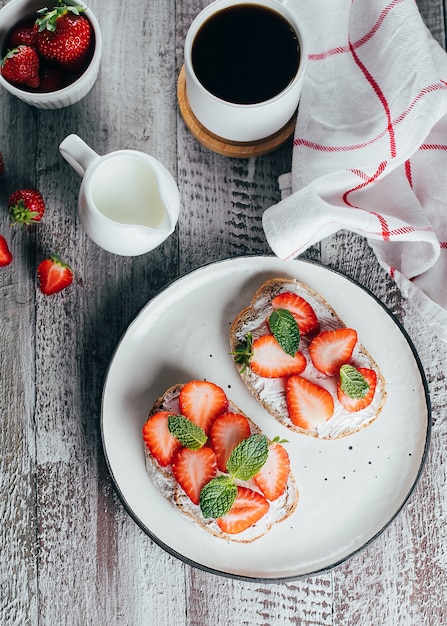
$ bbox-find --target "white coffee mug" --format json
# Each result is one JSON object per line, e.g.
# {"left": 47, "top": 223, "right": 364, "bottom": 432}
{"left": 184, "top": 0, "right": 307, "bottom": 142}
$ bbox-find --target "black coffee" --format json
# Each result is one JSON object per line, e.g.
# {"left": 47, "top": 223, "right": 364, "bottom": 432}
{"left": 191, "top": 4, "right": 300, "bottom": 105}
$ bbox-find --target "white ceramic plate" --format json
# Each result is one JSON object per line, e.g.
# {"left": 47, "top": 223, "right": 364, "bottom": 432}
{"left": 101, "top": 256, "right": 430, "bottom": 581}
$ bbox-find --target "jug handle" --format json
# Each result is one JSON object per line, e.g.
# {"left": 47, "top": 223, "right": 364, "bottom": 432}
{"left": 59, "top": 134, "right": 99, "bottom": 177}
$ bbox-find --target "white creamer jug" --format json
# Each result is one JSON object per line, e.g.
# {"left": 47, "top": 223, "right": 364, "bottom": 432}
{"left": 59, "top": 134, "right": 180, "bottom": 256}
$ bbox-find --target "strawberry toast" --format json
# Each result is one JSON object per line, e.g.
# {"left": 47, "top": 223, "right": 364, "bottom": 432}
{"left": 142, "top": 380, "right": 299, "bottom": 543}
{"left": 230, "top": 278, "right": 387, "bottom": 439}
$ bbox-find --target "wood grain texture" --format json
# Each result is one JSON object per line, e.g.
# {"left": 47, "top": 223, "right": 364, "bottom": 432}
{"left": 0, "top": 0, "right": 446, "bottom": 624}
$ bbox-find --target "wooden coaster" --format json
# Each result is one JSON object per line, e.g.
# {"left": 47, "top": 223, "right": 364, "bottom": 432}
{"left": 177, "top": 65, "right": 296, "bottom": 158}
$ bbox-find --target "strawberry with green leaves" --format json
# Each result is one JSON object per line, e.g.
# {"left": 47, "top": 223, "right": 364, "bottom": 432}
{"left": 33, "top": 0, "right": 92, "bottom": 72}
{"left": 0, "top": 234, "right": 13, "bottom": 267}
{"left": 8, "top": 189, "right": 45, "bottom": 227}
{"left": 210, "top": 412, "right": 251, "bottom": 472}
{"left": 243, "top": 333, "right": 307, "bottom": 378}
{"left": 1, "top": 45, "right": 40, "bottom": 88}
{"left": 337, "top": 364, "right": 377, "bottom": 412}
{"left": 200, "top": 433, "right": 270, "bottom": 532}
{"left": 216, "top": 486, "right": 269, "bottom": 535}
{"left": 233, "top": 308, "right": 306, "bottom": 378}
{"left": 37, "top": 256, "right": 73, "bottom": 295}
{"left": 271, "top": 291, "right": 320, "bottom": 336}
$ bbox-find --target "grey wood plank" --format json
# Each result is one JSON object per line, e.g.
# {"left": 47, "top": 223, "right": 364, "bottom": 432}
{"left": 0, "top": 0, "right": 446, "bottom": 623}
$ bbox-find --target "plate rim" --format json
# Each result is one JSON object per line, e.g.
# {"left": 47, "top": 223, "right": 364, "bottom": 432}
{"left": 100, "top": 255, "right": 432, "bottom": 582}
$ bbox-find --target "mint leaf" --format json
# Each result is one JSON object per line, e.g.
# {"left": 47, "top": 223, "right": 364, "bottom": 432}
{"left": 339, "top": 364, "right": 369, "bottom": 399}
{"left": 268, "top": 308, "right": 300, "bottom": 356}
{"left": 226, "top": 434, "right": 269, "bottom": 481}
{"left": 200, "top": 475, "right": 237, "bottom": 518}
{"left": 230, "top": 332, "right": 253, "bottom": 372}
{"left": 168, "top": 414, "right": 207, "bottom": 450}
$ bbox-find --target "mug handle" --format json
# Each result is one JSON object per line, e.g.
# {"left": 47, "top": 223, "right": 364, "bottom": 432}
{"left": 59, "top": 134, "right": 99, "bottom": 177}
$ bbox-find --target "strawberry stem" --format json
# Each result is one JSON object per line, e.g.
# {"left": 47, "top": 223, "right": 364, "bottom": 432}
{"left": 35, "top": 1, "right": 85, "bottom": 32}
{"left": 9, "top": 199, "right": 39, "bottom": 227}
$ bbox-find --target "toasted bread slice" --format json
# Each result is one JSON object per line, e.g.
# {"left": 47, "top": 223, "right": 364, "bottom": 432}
{"left": 230, "top": 278, "right": 387, "bottom": 439}
{"left": 143, "top": 382, "right": 299, "bottom": 543}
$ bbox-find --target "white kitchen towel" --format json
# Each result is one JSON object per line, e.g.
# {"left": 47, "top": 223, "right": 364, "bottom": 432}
{"left": 263, "top": 0, "right": 447, "bottom": 341}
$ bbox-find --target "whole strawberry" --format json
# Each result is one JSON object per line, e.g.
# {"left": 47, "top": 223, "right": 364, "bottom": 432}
{"left": 0, "top": 45, "right": 40, "bottom": 88}
{"left": 0, "top": 234, "right": 13, "bottom": 267}
{"left": 7, "top": 19, "right": 35, "bottom": 48}
{"left": 33, "top": 1, "right": 92, "bottom": 72}
{"left": 8, "top": 189, "right": 46, "bottom": 227}
{"left": 37, "top": 256, "right": 73, "bottom": 295}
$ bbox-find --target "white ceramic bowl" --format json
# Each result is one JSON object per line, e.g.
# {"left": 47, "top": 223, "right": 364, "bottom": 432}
{"left": 0, "top": 0, "right": 102, "bottom": 108}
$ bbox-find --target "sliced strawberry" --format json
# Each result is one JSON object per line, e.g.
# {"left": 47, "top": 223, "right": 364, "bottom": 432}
{"left": 217, "top": 486, "right": 269, "bottom": 534}
{"left": 253, "top": 441, "right": 290, "bottom": 501}
{"left": 179, "top": 380, "right": 228, "bottom": 434}
{"left": 210, "top": 412, "right": 251, "bottom": 472}
{"left": 337, "top": 367, "right": 377, "bottom": 412}
{"left": 249, "top": 334, "right": 306, "bottom": 378}
{"left": 309, "top": 328, "right": 357, "bottom": 376}
{"left": 286, "top": 375, "right": 334, "bottom": 429}
{"left": 0, "top": 234, "right": 12, "bottom": 267}
{"left": 37, "top": 256, "right": 73, "bottom": 295}
{"left": 172, "top": 446, "right": 217, "bottom": 505}
{"left": 142, "top": 411, "right": 181, "bottom": 467}
{"left": 271, "top": 291, "right": 320, "bottom": 336}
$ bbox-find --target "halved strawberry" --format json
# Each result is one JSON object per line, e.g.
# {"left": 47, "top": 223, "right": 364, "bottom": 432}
{"left": 216, "top": 486, "right": 269, "bottom": 534}
{"left": 142, "top": 411, "right": 181, "bottom": 467}
{"left": 271, "top": 292, "right": 320, "bottom": 336}
{"left": 309, "top": 328, "right": 357, "bottom": 376}
{"left": 0, "top": 234, "right": 12, "bottom": 267}
{"left": 337, "top": 367, "right": 377, "bottom": 412}
{"left": 37, "top": 256, "right": 73, "bottom": 295}
{"left": 172, "top": 446, "right": 217, "bottom": 505}
{"left": 249, "top": 334, "right": 306, "bottom": 378}
{"left": 253, "top": 441, "right": 290, "bottom": 501}
{"left": 286, "top": 375, "right": 334, "bottom": 429}
{"left": 210, "top": 412, "right": 251, "bottom": 472}
{"left": 179, "top": 380, "right": 228, "bottom": 435}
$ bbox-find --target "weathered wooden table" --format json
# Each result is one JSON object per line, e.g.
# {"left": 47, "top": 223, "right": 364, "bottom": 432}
{"left": 1, "top": 0, "right": 446, "bottom": 624}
